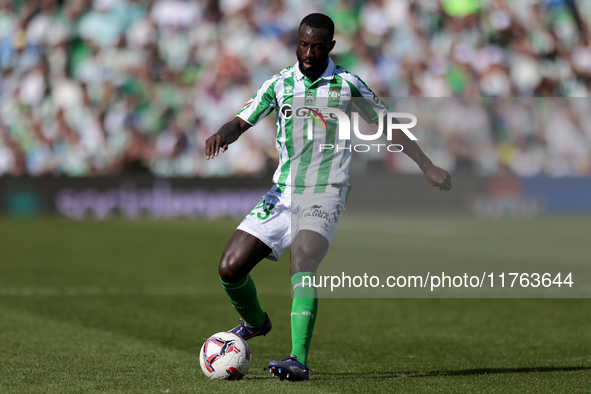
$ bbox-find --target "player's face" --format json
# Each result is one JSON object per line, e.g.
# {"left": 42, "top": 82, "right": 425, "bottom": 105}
{"left": 296, "top": 25, "right": 335, "bottom": 80}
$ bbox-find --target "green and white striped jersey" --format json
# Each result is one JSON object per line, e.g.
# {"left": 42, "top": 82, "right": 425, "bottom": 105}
{"left": 237, "top": 57, "right": 386, "bottom": 194}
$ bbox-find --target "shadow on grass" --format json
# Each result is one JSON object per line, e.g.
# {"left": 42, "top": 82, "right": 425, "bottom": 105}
{"left": 310, "top": 366, "right": 591, "bottom": 380}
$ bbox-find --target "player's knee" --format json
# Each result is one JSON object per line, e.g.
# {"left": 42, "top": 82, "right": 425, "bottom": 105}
{"left": 293, "top": 242, "right": 325, "bottom": 263}
{"left": 291, "top": 249, "right": 322, "bottom": 274}
{"left": 218, "top": 250, "right": 246, "bottom": 283}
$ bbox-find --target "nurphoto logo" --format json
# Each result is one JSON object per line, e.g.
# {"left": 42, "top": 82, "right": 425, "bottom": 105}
{"left": 293, "top": 107, "right": 418, "bottom": 153}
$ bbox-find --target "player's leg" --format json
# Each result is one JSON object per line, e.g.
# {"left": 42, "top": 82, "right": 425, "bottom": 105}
{"left": 289, "top": 230, "right": 327, "bottom": 365}
{"left": 219, "top": 229, "right": 272, "bottom": 337}
{"left": 269, "top": 230, "right": 328, "bottom": 381}
{"left": 290, "top": 229, "right": 329, "bottom": 274}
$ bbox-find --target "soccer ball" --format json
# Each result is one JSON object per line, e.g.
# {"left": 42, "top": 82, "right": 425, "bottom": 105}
{"left": 199, "top": 332, "right": 251, "bottom": 380}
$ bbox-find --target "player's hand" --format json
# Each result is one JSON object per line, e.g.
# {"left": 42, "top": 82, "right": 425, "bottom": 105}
{"left": 422, "top": 164, "right": 452, "bottom": 192}
{"left": 205, "top": 134, "right": 228, "bottom": 160}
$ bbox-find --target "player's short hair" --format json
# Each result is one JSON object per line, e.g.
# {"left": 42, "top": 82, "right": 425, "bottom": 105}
{"left": 299, "top": 13, "right": 335, "bottom": 40}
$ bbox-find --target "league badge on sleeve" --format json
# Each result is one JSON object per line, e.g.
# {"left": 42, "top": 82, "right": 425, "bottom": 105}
{"left": 242, "top": 98, "right": 254, "bottom": 109}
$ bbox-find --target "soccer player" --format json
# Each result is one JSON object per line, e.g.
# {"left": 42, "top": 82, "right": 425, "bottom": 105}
{"left": 205, "top": 13, "right": 452, "bottom": 381}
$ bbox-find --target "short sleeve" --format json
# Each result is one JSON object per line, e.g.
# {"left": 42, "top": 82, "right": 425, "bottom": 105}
{"left": 345, "top": 75, "right": 389, "bottom": 124}
{"left": 236, "top": 77, "right": 278, "bottom": 126}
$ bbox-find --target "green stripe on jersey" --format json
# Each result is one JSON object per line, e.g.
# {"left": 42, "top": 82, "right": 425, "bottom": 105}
{"left": 276, "top": 74, "right": 295, "bottom": 193}
{"left": 313, "top": 76, "right": 342, "bottom": 193}
{"left": 293, "top": 79, "right": 317, "bottom": 194}
{"left": 345, "top": 79, "right": 380, "bottom": 123}
{"left": 241, "top": 79, "right": 279, "bottom": 125}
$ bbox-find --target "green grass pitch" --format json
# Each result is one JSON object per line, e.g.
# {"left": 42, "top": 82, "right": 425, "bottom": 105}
{"left": 0, "top": 215, "right": 590, "bottom": 393}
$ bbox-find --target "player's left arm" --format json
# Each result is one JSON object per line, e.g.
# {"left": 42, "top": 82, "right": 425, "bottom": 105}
{"left": 390, "top": 130, "right": 452, "bottom": 192}
{"left": 348, "top": 74, "right": 452, "bottom": 192}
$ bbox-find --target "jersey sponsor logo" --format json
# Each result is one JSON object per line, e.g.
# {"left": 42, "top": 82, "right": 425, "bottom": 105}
{"left": 293, "top": 107, "right": 331, "bottom": 139}
{"left": 280, "top": 104, "right": 292, "bottom": 119}
{"left": 294, "top": 106, "right": 337, "bottom": 121}
{"left": 305, "top": 108, "right": 327, "bottom": 130}
{"left": 284, "top": 85, "right": 293, "bottom": 94}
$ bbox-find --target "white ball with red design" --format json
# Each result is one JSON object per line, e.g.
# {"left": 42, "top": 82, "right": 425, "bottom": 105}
{"left": 199, "top": 332, "right": 251, "bottom": 380}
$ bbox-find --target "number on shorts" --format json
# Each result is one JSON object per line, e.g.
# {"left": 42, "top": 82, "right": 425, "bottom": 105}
{"left": 257, "top": 202, "right": 275, "bottom": 220}
{"left": 248, "top": 199, "right": 275, "bottom": 220}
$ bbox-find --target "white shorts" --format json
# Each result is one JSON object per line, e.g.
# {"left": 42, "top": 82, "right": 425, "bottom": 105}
{"left": 237, "top": 186, "right": 348, "bottom": 261}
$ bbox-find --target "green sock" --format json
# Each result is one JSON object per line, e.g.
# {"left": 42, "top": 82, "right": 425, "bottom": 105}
{"left": 290, "top": 272, "right": 318, "bottom": 367}
{"left": 220, "top": 275, "right": 266, "bottom": 329}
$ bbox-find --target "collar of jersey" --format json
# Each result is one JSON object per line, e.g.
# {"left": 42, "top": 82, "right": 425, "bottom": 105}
{"left": 294, "top": 57, "right": 336, "bottom": 83}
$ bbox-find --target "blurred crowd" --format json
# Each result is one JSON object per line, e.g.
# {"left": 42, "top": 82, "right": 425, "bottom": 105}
{"left": 0, "top": 0, "right": 590, "bottom": 178}
{"left": 382, "top": 98, "right": 591, "bottom": 178}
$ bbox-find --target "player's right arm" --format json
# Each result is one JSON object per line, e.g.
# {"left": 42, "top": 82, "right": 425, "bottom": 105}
{"left": 205, "top": 117, "right": 251, "bottom": 160}
{"left": 205, "top": 74, "right": 279, "bottom": 160}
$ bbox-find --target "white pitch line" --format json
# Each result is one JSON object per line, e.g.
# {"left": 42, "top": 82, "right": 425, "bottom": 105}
{"left": 0, "top": 287, "right": 202, "bottom": 296}
{"left": 339, "top": 225, "right": 457, "bottom": 238}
